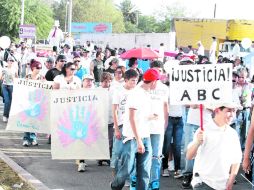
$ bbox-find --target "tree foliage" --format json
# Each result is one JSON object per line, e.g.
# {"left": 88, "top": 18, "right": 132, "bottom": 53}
{"left": 24, "top": 0, "right": 54, "bottom": 39}
{"left": 53, "top": 0, "right": 125, "bottom": 33}
{"left": 0, "top": 0, "right": 54, "bottom": 40}
{"left": 117, "top": 0, "right": 138, "bottom": 24}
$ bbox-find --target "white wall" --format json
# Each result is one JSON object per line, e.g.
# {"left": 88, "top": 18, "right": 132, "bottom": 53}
{"left": 77, "top": 33, "right": 176, "bottom": 51}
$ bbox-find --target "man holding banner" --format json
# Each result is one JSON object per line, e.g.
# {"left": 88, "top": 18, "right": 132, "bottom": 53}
{"left": 186, "top": 102, "right": 242, "bottom": 190}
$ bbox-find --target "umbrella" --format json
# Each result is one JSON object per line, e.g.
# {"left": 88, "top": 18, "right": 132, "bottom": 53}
{"left": 120, "top": 48, "right": 160, "bottom": 59}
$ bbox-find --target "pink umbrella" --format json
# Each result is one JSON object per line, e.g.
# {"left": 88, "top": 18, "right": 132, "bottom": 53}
{"left": 120, "top": 48, "right": 160, "bottom": 59}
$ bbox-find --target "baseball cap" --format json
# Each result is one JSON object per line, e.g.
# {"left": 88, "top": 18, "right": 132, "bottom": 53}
{"left": 82, "top": 74, "right": 94, "bottom": 81}
{"left": 143, "top": 68, "right": 160, "bottom": 82}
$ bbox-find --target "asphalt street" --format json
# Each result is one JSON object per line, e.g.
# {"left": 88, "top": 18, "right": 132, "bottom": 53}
{"left": 0, "top": 103, "right": 251, "bottom": 190}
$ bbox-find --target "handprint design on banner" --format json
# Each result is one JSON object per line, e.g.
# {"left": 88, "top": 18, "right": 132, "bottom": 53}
{"left": 57, "top": 105, "right": 99, "bottom": 147}
{"left": 20, "top": 89, "right": 48, "bottom": 122}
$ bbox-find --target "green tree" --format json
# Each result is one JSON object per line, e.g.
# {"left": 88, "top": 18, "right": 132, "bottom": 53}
{"left": 24, "top": 0, "right": 54, "bottom": 39}
{"left": 53, "top": 0, "right": 125, "bottom": 33}
{"left": 0, "top": 0, "right": 54, "bottom": 40}
{"left": 117, "top": 0, "right": 138, "bottom": 24}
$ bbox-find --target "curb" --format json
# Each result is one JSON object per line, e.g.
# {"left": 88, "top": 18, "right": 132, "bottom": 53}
{"left": 0, "top": 150, "right": 51, "bottom": 190}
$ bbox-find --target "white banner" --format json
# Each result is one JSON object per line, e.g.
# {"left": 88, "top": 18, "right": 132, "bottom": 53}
{"left": 6, "top": 79, "right": 53, "bottom": 133}
{"left": 168, "top": 64, "right": 232, "bottom": 105}
{"left": 50, "top": 88, "right": 109, "bottom": 160}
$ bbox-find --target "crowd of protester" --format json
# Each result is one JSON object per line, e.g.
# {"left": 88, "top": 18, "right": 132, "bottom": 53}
{"left": 0, "top": 35, "right": 253, "bottom": 190}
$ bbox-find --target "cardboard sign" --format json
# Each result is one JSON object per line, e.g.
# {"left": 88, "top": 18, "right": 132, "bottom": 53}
{"left": 6, "top": 79, "right": 53, "bottom": 133}
{"left": 167, "top": 64, "right": 232, "bottom": 105}
{"left": 50, "top": 88, "right": 110, "bottom": 160}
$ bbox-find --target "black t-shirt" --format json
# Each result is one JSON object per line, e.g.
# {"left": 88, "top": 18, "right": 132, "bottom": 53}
{"left": 92, "top": 59, "right": 104, "bottom": 82}
{"left": 45, "top": 68, "right": 61, "bottom": 81}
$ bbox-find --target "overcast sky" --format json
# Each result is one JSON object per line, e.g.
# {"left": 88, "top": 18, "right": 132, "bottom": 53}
{"left": 114, "top": 0, "right": 254, "bottom": 19}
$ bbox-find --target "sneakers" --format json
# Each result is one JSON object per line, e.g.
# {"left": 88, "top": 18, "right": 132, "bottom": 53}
{"left": 78, "top": 163, "right": 86, "bottom": 172}
{"left": 161, "top": 169, "right": 170, "bottom": 177}
{"left": 97, "top": 160, "right": 103, "bottom": 166}
{"left": 3, "top": 116, "right": 8, "bottom": 123}
{"left": 23, "top": 140, "right": 38, "bottom": 147}
{"left": 32, "top": 140, "right": 38, "bottom": 146}
{"left": 174, "top": 170, "right": 183, "bottom": 179}
{"left": 97, "top": 160, "right": 110, "bottom": 166}
{"left": 182, "top": 174, "right": 192, "bottom": 189}
{"left": 22, "top": 140, "right": 30, "bottom": 147}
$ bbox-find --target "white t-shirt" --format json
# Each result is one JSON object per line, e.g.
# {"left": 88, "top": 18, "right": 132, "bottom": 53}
{"left": 232, "top": 86, "right": 241, "bottom": 105}
{"left": 122, "top": 86, "right": 152, "bottom": 138}
{"left": 54, "top": 74, "right": 81, "bottom": 90}
{"left": 191, "top": 120, "right": 242, "bottom": 190}
{"left": 98, "top": 86, "right": 113, "bottom": 124}
{"left": 112, "top": 86, "right": 132, "bottom": 126}
{"left": 111, "top": 79, "right": 125, "bottom": 91}
{"left": 149, "top": 81, "right": 169, "bottom": 134}
{"left": 168, "top": 87, "right": 183, "bottom": 117}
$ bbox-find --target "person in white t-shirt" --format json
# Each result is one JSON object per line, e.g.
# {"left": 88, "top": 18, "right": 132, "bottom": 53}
{"left": 197, "top": 41, "right": 204, "bottom": 56}
{"left": 148, "top": 61, "right": 169, "bottom": 189}
{"left": 97, "top": 72, "right": 113, "bottom": 166}
{"left": 53, "top": 62, "right": 81, "bottom": 90}
{"left": 111, "top": 69, "right": 138, "bottom": 175}
{"left": 111, "top": 68, "right": 160, "bottom": 190}
{"left": 187, "top": 102, "right": 242, "bottom": 190}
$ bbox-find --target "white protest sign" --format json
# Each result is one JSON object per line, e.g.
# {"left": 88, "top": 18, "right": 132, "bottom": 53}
{"left": 50, "top": 88, "right": 110, "bottom": 160}
{"left": 167, "top": 64, "right": 232, "bottom": 105}
{"left": 6, "top": 79, "right": 53, "bottom": 133}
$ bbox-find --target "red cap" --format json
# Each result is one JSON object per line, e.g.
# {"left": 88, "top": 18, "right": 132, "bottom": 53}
{"left": 143, "top": 68, "right": 160, "bottom": 82}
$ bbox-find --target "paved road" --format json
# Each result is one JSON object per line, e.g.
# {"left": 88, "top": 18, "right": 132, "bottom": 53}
{"left": 0, "top": 104, "right": 251, "bottom": 190}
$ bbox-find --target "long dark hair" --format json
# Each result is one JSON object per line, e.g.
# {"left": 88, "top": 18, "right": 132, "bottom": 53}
{"left": 61, "top": 62, "right": 76, "bottom": 76}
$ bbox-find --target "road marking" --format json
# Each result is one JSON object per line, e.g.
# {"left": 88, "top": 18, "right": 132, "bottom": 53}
{"left": 0, "top": 148, "right": 51, "bottom": 153}
{"left": 9, "top": 155, "right": 51, "bottom": 158}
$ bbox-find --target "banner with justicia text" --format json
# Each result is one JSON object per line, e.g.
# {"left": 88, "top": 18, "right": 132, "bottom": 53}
{"left": 165, "top": 64, "right": 232, "bottom": 105}
{"left": 6, "top": 79, "right": 53, "bottom": 133}
{"left": 50, "top": 88, "right": 109, "bottom": 160}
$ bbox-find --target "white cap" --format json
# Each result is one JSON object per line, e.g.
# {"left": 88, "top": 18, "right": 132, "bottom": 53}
{"left": 205, "top": 102, "right": 242, "bottom": 111}
{"left": 82, "top": 74, "right": 94, "bottom": 81}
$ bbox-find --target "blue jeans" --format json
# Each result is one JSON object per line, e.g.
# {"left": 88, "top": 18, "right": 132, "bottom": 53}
{"left": 162, "top": 116, "right": 184, "bottom": 171}
{"left": 240, "top": 108, "right": 251, "bottom": 150}
{"left": 111, "top": 126, "right": 124, "bottom": 171}
{"left": 182, "top": 123, "right": 199, "bottom": 174}
{"left": 2, "top": 84, "right": 13, "bottom": 118}
{"left": 23, "top": 132, "right": 36, "bottom": 142}
{"left": 150, "top": 134, "right": 163, "bottom": 184}
{"left": 111, "top": 138, "right": 152, "bottom": 190}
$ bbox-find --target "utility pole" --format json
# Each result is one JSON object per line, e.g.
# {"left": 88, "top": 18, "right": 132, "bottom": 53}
{"left": 65, "top": 1, "right": 69, "bottom": 33}
{"left": 21, "top": 0, "right": 25, "bottom": 25}
{"left": 214, "top": 3, "right": 217, "bottom": 18}
{"left": 68, "top": 0, "right": 72, "bottom": 34}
